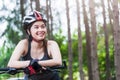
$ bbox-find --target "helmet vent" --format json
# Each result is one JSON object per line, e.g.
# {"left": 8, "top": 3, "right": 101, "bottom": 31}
{"left": 34, "top": 11, "right": 42, "bottom": 20}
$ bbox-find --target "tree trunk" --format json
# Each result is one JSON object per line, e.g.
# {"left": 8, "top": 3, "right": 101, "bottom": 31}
{"left": 101, "top": 0, "right": 111, "bottom": 80}
{"left": 76, "top": 0, "right": 84, "bottom": 80}
{"left": 49, "top": 0, "right": 54, "bottom": 40}
{"left": 82, "top": 0, "right": 93, "bottom": 80}
{"left": 107, "top": 0, "right": 113, "bottom": 32}
{"left": 35, "top": 0, "right": 40, "bottom": 11}
{"left": 46, "top": 0, "right": 50, "bottom": 39}
{"left": 112, "top": 0, "right": 120, "bottom": 80}
{"left": 65, "top": 0, "right": 73, "bottom": 80}
{"left": 30, "top": 0, "right": 33, "bottom": 11}
{"left": 20, "top": 0, "right": 25, "bottom": 20}
{"left": 89, "top": 0, "right": 100, "bottom": 80}
{"left": 20, "top": 0, "right": 25, "bottom": 37}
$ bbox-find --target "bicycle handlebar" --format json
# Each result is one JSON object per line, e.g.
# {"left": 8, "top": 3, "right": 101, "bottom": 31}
{"left": 49, "top": 61, "right": 67, "bottom": 69}
{"left": 0, "top": 61, "right": 67, "bottom": 75}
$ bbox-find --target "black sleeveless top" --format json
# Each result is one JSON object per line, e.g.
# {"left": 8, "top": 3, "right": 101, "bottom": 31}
{"left": 22, "top": 40, "right": 60, "bottom": 80}
{"left": 22, "top": 40, "right": 51, "bottom": 61}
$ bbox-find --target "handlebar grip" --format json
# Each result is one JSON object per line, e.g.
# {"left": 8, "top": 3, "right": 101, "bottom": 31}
{"left": 0, "top": 68, "right": 10, "bottom": 71}
{"left": 50, "top": 61, "right": 67, "bottom": 69}
{"left": 63, "top": 61, "right": 67, "bottom": 69}
{"left": 0, "top": 68, "right": 24, "bottom": 75}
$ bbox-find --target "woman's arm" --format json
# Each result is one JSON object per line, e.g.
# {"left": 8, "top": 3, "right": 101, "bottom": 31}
{"left": 38, "top": 40, "right": 62, "bottom": 67}
{"left": 7, "top": 39, "right": 30, "bottom": 68}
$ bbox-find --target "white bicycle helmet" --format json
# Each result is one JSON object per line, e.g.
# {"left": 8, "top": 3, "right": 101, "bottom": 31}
{"left": 23, "top": 10, "right": 46, "bottom": 30}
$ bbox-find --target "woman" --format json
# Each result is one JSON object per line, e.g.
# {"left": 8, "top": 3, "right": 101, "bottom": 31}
{"left": 7, "top": 10, "right": 62, "bottom": 80}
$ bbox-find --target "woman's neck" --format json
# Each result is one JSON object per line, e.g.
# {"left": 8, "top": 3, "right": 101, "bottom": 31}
{"left": 31, "top": 40, "right": 43, "bottom": 49}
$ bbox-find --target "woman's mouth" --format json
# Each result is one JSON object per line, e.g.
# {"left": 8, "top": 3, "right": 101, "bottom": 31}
{"left": 36, "top": 31, "right": 45, "bottom": 37}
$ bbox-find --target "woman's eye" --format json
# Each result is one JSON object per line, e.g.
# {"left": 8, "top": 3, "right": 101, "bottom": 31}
{"left": 34, "top": 25, "right": 39, "bottom": 29}
{"left": 41, "top": 25, "right": 46, "bottom": 28}
{"left": 33, "top": 24, "right": 46, "bottom": 29}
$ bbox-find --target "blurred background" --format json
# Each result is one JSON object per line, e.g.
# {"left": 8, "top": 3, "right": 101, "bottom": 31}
{"left": 0, "top": 0, "right": 120, "bottom": 80}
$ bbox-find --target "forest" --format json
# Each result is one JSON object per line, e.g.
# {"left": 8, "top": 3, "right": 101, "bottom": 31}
{"left": 0, "top": 0, "right": 120, "bottom": 80}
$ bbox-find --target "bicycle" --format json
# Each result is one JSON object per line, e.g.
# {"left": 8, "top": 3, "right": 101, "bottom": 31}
{"left": 0, "top": 61, "right": 67, "bottom": 80}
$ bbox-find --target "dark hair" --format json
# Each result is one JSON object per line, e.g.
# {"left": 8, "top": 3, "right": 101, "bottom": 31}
{"left": 24, "top": 21, "right": 35, "bottom": 34}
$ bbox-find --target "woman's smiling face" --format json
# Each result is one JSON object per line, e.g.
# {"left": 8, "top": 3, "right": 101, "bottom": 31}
{"left": 29, "top": 21, "right": 47, "bottom": 41}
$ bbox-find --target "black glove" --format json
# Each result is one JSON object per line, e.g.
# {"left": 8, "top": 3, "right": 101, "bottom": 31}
{"left": 24, "top": 59, "right": 42, "bottom": 75}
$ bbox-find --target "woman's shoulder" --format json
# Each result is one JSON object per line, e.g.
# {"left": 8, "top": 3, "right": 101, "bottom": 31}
{"left": 47, "top": 40, "right": 57, "bottom": 44}
{"left": 17, "top": 39, "right": 28, "bottom": 46}
{"left": 16, "top": 39, "right": 29, "bottom": 55}
{"left": 47, "top": 40, "right": 58, "bottom": 46}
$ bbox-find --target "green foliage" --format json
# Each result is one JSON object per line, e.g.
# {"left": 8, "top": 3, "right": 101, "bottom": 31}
{"left": 53, "top": 29, "right": 68, "bottom": 79}
{"left": 97, "top": 23, "right": 115, "bottom": 80}
{"left": 0, "top": 44, "right": 14, "bottom": 79}
{"left": 0, "top": 8, "right": 23, "bottom": 79}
